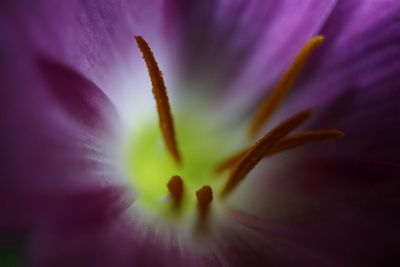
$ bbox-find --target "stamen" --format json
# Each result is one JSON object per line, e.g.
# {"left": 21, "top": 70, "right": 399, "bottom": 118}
{"left": 220, "top": 109, "right": 311, "bottom": 198}
{"left": 247, "top": 36, "right": 324, "bottom": 139}
{"left": 135, "top": 36, "right": 181, "bottom": 164}
{"left": 196, "top": 186, "right": 213, "bottom": 218}
{"left": 167, "top": 175, "right": 184, "bottom": 207}
{"left": 215, "top": 129, "right": 343, "bottom": 173}
{"left": 214, "top": 151, "right": 246, "bottom": 174}
{"left": 265, "top": 129, "right": 344, "bottom": 156}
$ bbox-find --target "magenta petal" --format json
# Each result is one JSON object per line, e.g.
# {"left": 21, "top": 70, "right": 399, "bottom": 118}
{"left": 1, "top": 54, "right": 123, "bottom": 232}
{"left": 230, "top": 210, "right": 340, "bottom": 267}
{"left": 245, "top": 90, "right": 400, "bottom": 265}
{"left": 27, "top": 216, "right": 136, "bottom": 267}
{"left": 37, "top": 57, "right": 118, "bottom": 135}
{"left": 45, "top": 185, "right": 133, "bottom": 232}
{"left": 1, "top": 0, "right": 399, "bottom": 266}
{"left": 27, "top": 215, "right": 197, "bottom": 267}
{"left": 166, "top": 0, "right": 337, "bottom": 103}
{"left": 277, "top": 0, "right": 400, "bottom": 168}
{"left": 292, "top": 0, "right": 400, "bottom": 109}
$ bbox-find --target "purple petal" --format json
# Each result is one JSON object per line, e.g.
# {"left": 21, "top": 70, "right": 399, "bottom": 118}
{"left": 229, "top": 3, "right": 400, "bottom": 265}
{"left": 235, "top": 2, "right": 400, "bottom": 264}
{"left": 27, "top": 216, "right": 136, "bottom": 267}
{"left": 276, "top": 0, "right": 400, "bottom": 166}
{"left": 166, "top": 0, "right": 337, "bottom": 104}
{"left": 26, "top": 213, "right": 204, "bottom": 267}
{"left": 0, "top": 0, "right": 167, "bottom": 93}
{"left": 0, "top": 0, "right": 150, "bottom": 231}
{"left": 287, "top": 0, "right": 400, "bottom": 112}
{"left": 229, "top": 210, "right": 341, "bottom": 267}
{"left": 2, "top": 0, "right": 399, "bottom": 266}
{"left": 37, "top": 57, "right": 118, "bottom": 135}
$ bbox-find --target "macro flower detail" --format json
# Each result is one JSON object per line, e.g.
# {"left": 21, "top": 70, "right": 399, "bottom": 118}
{"left": 118, "top": 35, "right": 344, "bottom": 235}
{"left": 1, "top": 0, "right": 400, "bottom": 266}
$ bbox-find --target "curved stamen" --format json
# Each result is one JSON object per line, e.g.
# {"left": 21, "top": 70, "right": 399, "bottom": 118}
{"left": 220, "top": 109, "right": 311, "bottom": 199}
{"left": 167, "top": 175, "right": 184, "bottom": 208}
{"left": 215, "top": 129, "right": 343, "bottom": 173}
{"left": 196, "top": 186, "right": 213, "bottom": 219}
{"left": 248, "top": 36, "right": 324, "bottom": 139}
{"left": 214, "top": 151, "right": 246, "bottom": 174}
{"left": 265, "top": 129, "right": 344, "bottom": 156}
{"left": 135, "top": 36, "right": 181, "bottom": 164}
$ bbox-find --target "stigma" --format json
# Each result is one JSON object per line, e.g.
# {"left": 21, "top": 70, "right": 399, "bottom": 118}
{"left": 127, "top": 35, "right": 343, "bottom": 225}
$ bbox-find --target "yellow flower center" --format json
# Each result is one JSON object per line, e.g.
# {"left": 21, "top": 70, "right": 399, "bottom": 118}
{"left": 123, "top": 36, "right": 344, "bottom": 224}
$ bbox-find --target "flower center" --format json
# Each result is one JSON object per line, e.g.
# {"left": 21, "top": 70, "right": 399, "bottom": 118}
{"left": 123, "top": 36, "right": 344, "bottom": 224}
{"left": 125, "top": 111, "right": 237, "bottom": 217}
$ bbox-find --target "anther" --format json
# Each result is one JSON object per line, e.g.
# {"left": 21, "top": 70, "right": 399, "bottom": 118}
{"left": 135, "top": 36, "right": 181, "bottom": 164}
{"left": 196, "top": 186, "right": 213, "bottom": 219}
{"left": 220, "top": 109, "right": 312, "bottom": 198}
{"left": 248, "top": 36, "right": 324, "bottom": 139}
{"left": 167, "top": 175, "right": 184, "bottom": 207}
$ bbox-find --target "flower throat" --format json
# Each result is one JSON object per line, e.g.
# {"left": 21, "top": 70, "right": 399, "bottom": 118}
{"left": 125, "top": 36, "right": 343, "bottom": 222}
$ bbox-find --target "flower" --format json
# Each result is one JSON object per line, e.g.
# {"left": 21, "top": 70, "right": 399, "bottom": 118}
{"left": 1, "top": 0, "right": 399, "bottom": 266}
